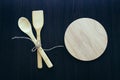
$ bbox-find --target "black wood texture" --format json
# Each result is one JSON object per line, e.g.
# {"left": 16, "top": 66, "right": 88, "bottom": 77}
{"left": 0, "top": 0, "right": 120, "bottom": 80}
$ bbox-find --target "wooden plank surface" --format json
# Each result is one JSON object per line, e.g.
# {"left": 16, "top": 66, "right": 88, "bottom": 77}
{"left": 0, "top": 0, "right": 120, "bottom": 80}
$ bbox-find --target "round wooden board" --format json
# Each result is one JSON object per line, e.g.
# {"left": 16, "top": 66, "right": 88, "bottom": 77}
{"left": 64, "top": 18, "right": 108, "bottom": 61}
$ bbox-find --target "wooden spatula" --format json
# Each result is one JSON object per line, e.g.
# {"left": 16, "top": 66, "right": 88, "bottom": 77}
{"left": 32, "top": 10, "right": 44, "bottom": 69}
{"left": 64, "top": 18, "right": 108, "bottom": 61}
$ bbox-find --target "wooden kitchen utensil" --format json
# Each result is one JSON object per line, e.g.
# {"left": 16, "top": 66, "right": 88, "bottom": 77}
{"left": 32, "top": 10, "right": 44, "bottom": 69}
{"left": 18, "top": 17, "right": 53, "bottom": 68}
{"left": 64, "top": 18, "right": 108, "bottom": 61}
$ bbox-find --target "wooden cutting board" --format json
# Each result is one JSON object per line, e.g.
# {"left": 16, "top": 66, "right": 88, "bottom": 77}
{"left": 64, "top": 18, "right": 108, "bottom": 61}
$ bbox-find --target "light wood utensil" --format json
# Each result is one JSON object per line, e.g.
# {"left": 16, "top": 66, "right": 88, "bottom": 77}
{"left": 64, "top": 18, "right": 108, "bottom": 61}
{"left": 32, "top": 10, "right": 44, "bottom": 69}
{"left": 18, "top": 17, "right": 53, "bottom": 68}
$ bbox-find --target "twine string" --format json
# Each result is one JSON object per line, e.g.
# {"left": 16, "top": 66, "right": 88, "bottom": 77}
{"left": 12, "top": 36, "right": 64, "bottom": 52}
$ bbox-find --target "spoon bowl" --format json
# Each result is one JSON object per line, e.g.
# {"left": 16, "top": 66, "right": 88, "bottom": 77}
{"left": 18, "top": 17, "right": 32, "bottom": 33}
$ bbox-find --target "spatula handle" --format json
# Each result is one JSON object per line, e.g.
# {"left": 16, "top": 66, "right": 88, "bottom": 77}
{"left": 37, "top": 50, "right": 42, "bottom": 68}
{"left": 37, "top": 31, "right": 42, "bottom": 69}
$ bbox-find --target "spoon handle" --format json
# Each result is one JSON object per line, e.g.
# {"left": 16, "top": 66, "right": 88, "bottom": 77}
{"left": 29, "top": 32, "right": 53, "bottom": 68}
{"left": 38, "top": 47, "right": 53, "bottom": 68}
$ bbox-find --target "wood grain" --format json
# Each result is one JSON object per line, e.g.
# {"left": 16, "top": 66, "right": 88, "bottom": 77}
{"left": 64, "top": 18, "right": 108, "bottom": 61}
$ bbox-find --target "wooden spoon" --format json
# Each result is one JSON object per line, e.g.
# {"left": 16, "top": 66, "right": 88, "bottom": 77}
{"left": 64, "top": 18, "right": 108, "bottom": 61}
{"left": 32, "top": 10, "right": 44, "bottom": 69}
{"left": 18, "top": 17, "right": 53, "bottom": 68}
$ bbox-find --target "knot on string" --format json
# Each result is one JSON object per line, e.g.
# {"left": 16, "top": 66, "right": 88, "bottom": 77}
{"left": 31, "top": 41, "right": 41, "bottom": 52}
{"left": 12, "top": 36, "right": 64, "bottom": 52}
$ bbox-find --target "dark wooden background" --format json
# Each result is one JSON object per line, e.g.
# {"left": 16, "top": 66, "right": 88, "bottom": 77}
{"left": 0, "top": 0, "right": 120, "bottom": 80}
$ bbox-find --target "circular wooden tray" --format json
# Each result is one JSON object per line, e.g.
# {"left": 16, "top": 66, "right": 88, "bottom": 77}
{"left": 64, "top": 18, "right": 108, "bottom": 61}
